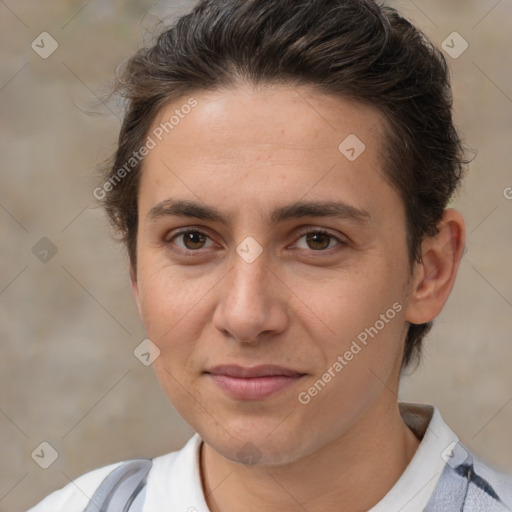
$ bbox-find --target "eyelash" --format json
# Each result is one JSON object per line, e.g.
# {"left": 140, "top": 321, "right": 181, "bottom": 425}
{"left": 164, "top": 227, "right": 346, "bottom": 256}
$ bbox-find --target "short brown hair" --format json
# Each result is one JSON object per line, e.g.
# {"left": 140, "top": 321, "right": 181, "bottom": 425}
{"left": 98, "top": 0, "right": 468, "bottom": 369}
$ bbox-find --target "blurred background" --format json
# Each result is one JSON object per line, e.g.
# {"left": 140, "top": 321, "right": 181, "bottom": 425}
{"left": 0, "top": 0, "right": 511, "bottom": 510}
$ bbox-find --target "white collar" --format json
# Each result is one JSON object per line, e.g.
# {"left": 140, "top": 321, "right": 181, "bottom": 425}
{"left": 369, "top": 402, "right": 459, "bottom": 512}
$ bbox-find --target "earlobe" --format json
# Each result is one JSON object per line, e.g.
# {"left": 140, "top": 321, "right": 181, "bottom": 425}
{"left": 404, "top": 209, "right": 465, "bottom": 325}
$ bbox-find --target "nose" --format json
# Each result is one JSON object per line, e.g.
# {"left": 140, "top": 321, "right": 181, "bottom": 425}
{"left": 212, "top": 250, "right": 289, "bottom": 344}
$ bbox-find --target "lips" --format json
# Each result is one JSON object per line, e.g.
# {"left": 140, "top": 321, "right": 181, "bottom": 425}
{"left": 206, "top": 364, "right": 304, "bottom": 378}
{"left": 205, "top": 364, "right": 306, "bottom": 400}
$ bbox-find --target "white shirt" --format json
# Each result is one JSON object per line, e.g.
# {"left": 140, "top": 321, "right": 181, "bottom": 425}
{"left": 26, "top": 402, "right": 462, "bottom": 512}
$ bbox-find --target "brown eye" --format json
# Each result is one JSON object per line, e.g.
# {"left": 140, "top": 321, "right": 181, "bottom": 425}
{"left": 166, "top": 230, "right": 213, "bottom": 251}
{"left": 181, "top": 231, "right": 207, "bottom": 250}
{"left": 305, "top": 232, "right": 332, "bottom": 250}
{"left": 294, "top": 230, "right": 342, "bottom": 251}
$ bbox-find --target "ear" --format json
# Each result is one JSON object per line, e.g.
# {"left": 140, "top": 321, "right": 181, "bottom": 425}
{"left": 404, "top": 209, "right": 465, "bottom": 325}
{"left": 130, "top": 263, "right": 143, "bottom": 319}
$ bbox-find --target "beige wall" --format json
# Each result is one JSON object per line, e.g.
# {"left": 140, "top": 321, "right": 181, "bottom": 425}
{"left": 1, "top": 1, "right": 511, "bottom": 510}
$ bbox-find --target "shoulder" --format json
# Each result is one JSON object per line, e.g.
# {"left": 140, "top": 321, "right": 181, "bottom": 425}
{"left": 26, "top": 461, "right": 125, "bottom": 512}
{"left": 399, "top": 403, "right": 512, "bottom": 511}
{"left": 471, "top": 452, "right": 512, "bottom": 507}
{"left": 431, "top": 439, "right": 512, "bottom": 511}
{"left": 25, "top": 440, "right": 191, "bottom": 512}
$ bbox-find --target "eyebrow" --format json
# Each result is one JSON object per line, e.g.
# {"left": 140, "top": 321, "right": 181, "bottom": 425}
{"left": 146, "top": 198, "right": 370, "bottom": 226}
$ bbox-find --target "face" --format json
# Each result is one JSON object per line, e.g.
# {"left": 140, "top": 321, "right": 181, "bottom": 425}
{"left": 132, "top": 84, "right": 416, "bottom": 466}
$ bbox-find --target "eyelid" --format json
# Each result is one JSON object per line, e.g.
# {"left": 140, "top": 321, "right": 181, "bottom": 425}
{"left": 291, "top": 226, "right": 346, "bottom": 250}
{"left": 164, "top": 227, "right": 218, "bottom": 253}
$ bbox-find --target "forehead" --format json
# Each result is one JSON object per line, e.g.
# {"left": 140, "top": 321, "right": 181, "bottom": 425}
{"left": 149, "top": 83, "right": 385, "bottom": 157}
{"left": 139, "top": 84, "right": 398, "bottom": 223}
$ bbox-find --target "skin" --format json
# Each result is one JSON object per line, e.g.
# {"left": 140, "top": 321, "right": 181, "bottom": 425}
{"left": 131, "top": 83, "right": 465, "bottom": 511}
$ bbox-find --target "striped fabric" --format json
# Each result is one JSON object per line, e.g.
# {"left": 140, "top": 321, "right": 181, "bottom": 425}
{"left": 425, "top": 441, "right": 511, "bottom": 512}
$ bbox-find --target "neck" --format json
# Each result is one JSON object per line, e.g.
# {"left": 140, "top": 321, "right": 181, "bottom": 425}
{"left": 200, "top": 400, "right": 420, "bottom": 512}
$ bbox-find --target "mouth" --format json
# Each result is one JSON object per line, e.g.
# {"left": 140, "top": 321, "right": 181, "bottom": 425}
{"left": 204, "top": 364, "right": 307, "bottom": 400}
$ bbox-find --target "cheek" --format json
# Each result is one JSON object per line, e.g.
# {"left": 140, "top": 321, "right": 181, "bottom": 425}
{"left": 299, "top": 261, "right": 408, "bottom": 383}
{"left": 138, "top": 269, "right": 205, "bottom": 405}
{"left": 307, "top": 264, "right": 404, "bottom": 335}
{"left": 137, "top": 262, "right": 195, "bottom": 340}
{"left": 298, "top": 274, "right": 406, "bottom": 411}
{"left": 136, "top": 260, "right": 221, "bottom": 369}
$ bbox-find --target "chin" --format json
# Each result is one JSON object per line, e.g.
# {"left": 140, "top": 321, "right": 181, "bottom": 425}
{"left": 198, "top": 417, "right": 315, "bottom": 467}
